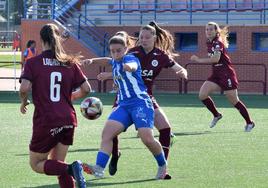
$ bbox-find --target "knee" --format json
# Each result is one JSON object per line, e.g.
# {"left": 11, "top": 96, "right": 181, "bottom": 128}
{"left": 140, "top": 135, "right": 155, "bottom": 147}
{"left": 29, "top": 160, "right": 39, "bottom": 173}
{"left": 199, "top": 92, "right": 208, "bottom": 101}
{"left": 226, "top": 95, "right": 239, "bottom": 105}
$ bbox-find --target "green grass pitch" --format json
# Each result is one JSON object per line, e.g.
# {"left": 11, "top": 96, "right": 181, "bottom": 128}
{"left": 0, "top": 92, "right": 267, "bottom": 188}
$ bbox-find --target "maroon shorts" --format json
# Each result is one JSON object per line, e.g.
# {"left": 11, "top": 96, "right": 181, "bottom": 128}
{"left": 29, "top": 125, "right": 75, "bottom": 153}
{"left": 207, "top": 73, "right": 238, "bottom": 91}
{"left": 112, "top": 95, "right": 159, "bottom": 109}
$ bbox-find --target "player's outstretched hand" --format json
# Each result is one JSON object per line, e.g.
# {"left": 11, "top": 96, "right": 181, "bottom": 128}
{"left": 97, "top": 72, "right": 112, "bottom": 81}
{"left": 176, "top": 68, "right": 188, "bottom": 80}
{"left": 81, "top": 59, "right": 93, "bottom": 66}
{"left": 20, "top": 100, "right": 30, "bottom": 114}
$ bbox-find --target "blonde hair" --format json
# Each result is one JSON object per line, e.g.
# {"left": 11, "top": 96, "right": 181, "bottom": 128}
{"left": 140, "top": 21, "right": 179, "bottom": 59}
{"left": 115, "top": 31, "right": 137, "bottom": 48}
{"left": 40, "top": 23, "right": 82, "bottom": 65}
{"left": 207, "top": 22, "right": 229, "bottom": 48}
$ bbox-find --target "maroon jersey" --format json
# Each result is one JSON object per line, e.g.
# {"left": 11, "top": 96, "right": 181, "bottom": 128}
{"left": 128, "top": 46, "right": 175, "bottom": 95}
{"left": 207, "top": 37, "right": 237, "bottom": 77}
{"left": 21, "top": 50, "right": 86, "bottom": 128}
{"left": 207, "top": 37, "right": 238, "bottom": 90}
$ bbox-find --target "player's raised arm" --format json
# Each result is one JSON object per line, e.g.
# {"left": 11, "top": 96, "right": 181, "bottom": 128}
{"left": 81, "top": 57, "right": 112, "bottom": 66}
{"left": 190, "top": 53, "right": 220, "bottom": 64}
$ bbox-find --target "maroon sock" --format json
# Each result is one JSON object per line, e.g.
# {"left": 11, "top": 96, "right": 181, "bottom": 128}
{"left": 58, "top": 174, "right": 75, "bottom": 188}
{"left": 202, "top": 97, "right": 220, "bottom": 117}
{"left": 112, "top": 136, "right": 119, "bottom": 158}
{"left": 234, "top": 101, "right": 252, "bottom": 124}
{"left": 44, "top": 160, "right": 68, "bottom": 176}
{"left": 159, "top": 128, "right": 171, "bottom": 160}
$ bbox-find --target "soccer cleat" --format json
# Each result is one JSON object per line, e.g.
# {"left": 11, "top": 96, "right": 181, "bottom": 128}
{"left": 82, "top": 163, "right": 104, "bottom": 178}
{"left": 245, "top": 122, "right": 255, "bottom": 132}
{"left": 108, "top": 151, "right": 121, "bottom": 176}
{"left": 155, "top": 164, "right": 171, "bottom": 180}
{"left": 170, "top": 132, "right": 176, "bottom": 147}
{"left": 71, "top": 160, "right": 86, "bottom": 188}
{"left": 210, "top": 114, "right": 223, "bottom": 128}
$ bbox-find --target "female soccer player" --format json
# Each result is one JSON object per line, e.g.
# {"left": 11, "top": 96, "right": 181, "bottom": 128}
{"left": 190, "top": 22, "right": 255, "bottom": 132}
{"left": 89, "top": 22, "right": 187, "bottom": 177}
{"left": 19, "top": 23, "right": 91, "bottom": 188}
{"left": 82, "top": 33, "right": 169, "bottom": 180}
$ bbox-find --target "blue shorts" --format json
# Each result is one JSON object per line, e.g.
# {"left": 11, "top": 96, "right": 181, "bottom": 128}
{"left": 108, "top": 102, "right": 154, "bottom": 130}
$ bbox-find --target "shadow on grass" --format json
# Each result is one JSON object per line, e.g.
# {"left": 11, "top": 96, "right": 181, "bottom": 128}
{"left": 15, "top": 147, "right": 142, "bottom": 157}
{"left": 122, "top": 131, "right": 213, "bottom": 140}
{"left": 68, "top": 147, "right": 143, "bottom": 153}
{"left": 173, "top": 130, "right": 241, "bottom": 137}
{"left": 173, "top": 131, "right": 212, "bottom": 136}
{"left": 87, "top": 178, "right": 156, "bottom": 187}
{"left": 21, "top": 178, "right": 156, "bottom": 188}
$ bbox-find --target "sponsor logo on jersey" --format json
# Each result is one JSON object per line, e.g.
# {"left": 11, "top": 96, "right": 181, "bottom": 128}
{"left": 50, "top": 125, "right": 73, "bottom": 136}
{"left": 151, "top": 60, "right": 158, "bottom": 67}
{"left": 136, "top": 107, "right": 146, "bottom": 118}
{"left": 142, "top": 69, "right": 153, "bottom": 77}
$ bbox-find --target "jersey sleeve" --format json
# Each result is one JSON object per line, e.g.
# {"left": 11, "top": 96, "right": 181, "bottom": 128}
{"left": 162, "top": 53, "right": 175, "bottom": 68}
{"left": 20, "top": 60, "right": 33, "bottom": 82}
{"left": 72, "top": 63, "right": 87, "bottom": 89}
{"left": 108, "top": 59, "right": 113, "bottom": 66}
{"left": 123, "top": 54, "right": 139, "bottom": 65}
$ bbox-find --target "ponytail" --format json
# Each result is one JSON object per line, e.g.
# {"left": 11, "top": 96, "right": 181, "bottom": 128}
{"left": 140, "top": 21, "right": 179, "bottom": 59}
{"left": 40, "top": 23, "right": 82, "bottom": 65}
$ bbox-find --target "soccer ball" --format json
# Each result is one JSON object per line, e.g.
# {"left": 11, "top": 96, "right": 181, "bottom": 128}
{"left": 80, "top": 97, "right": 103, "bottom": 120}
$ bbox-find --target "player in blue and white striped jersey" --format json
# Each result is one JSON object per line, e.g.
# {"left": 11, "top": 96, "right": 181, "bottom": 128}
{"left": 111, "top": 53, "right": 149, "bottom": 106}
{"left": 82, "top": 34, "right": 169, "bottom": 179}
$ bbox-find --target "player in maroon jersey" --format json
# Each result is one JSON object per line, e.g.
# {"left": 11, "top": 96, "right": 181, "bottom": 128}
{"left": 19, "top": 23, "right": 91, "bottom": 188}
{"left": 190, "top": 22, "right": 255, "bottom": 132}
{"left": 82, "top": 21, "right": 187, "bottom": 178}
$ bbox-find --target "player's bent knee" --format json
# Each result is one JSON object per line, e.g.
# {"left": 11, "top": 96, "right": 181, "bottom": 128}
{"left": 199, "top": 92, "right": 208, "bottom": 100}
{"left": 29, "top": 160, "right": 39, "bottom": 173}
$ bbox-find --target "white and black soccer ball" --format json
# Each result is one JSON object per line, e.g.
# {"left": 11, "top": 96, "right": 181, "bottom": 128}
{"left": 80, "top": 97, "right": 103, "bottom": 120}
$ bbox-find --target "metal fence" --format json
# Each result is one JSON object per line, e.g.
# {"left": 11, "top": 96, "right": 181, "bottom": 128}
{"left": 23, "top": 0, "right": 268, "bottom": 25}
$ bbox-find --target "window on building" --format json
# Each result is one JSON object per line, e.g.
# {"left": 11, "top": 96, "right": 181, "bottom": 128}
{"left": 252, "top": 33, "right": 268, "bottom": 51}
{"left": 228, "top": 32, "right": 236, "bottom": 51}
{"left": 175, "top": 33, "right": 198, "bottom": 51}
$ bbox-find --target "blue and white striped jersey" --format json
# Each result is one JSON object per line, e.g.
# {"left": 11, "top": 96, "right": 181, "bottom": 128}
{"left": 109, "top": 54, "right": 149, "bottom": 106}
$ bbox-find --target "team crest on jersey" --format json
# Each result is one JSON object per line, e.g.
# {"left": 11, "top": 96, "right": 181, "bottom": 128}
{"left": 151, "top": 60, "right": 158, "bottom": 67}
{"left": 215, "top": 44, "right": 221, "bottom": 51}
